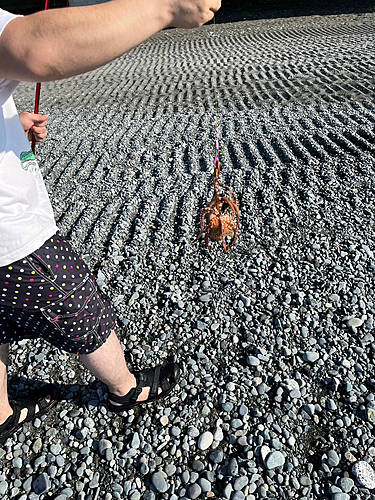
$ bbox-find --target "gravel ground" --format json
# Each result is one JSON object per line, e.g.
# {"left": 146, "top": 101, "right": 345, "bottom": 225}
{"left": 2, "top": 10, "right": 375, "bottom": 500}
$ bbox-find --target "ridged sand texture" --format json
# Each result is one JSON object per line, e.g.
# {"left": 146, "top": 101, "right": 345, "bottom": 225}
{"left": 13, "top": 12, "right": 375, "bottom": 259}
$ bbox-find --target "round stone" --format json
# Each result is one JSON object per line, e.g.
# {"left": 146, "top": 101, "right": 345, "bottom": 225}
{"left": 233, "top": 476, "right": 248, "bottom": 491}
{"left": 129, "top": 491, "right": 141, "bottom": 500}
{"left": 260, "top": 446, "right": 271, "bottom": 461}
{"left": 131, "top": 433, "right": 141, "bottom": 448}
{"left": 300, "top": 476, "right": 311, "bottom": 486}
{"left": 285, "top": 379, "right": 299, "bottom": 391}
{"left": 0, "top": 482, "right": 8, "bottom": 496}
{"left": 83, "top": 417, "right": 95, "bottom": 429}
{"left": 352, "top": 461, "right": 375, "bottom": 489}
{"left": 303, "top": 351, "right": 319, "bottom": 363}
{"left": 338, "top": 477, "right": 354, "bottom": 493}
{"left": 257, "top": 383, "right": 267, "bottom": 395}
{"left": 231, "top": 492, "right": 245, "bottom": 500}
{"left": 12, "top": 458, "right": 22, "bottom": 468}
{"left": 140, "top": 463, "right": 149, "bottom": 475}
{"left": 327, "top": 450, "right": 340, "bottom": 467}
{"left": 98, "top": 439, "right": 112, "bottom": 455}
{"left": 209, "top": 450, "right": 224, "bottom": 463}
{"left": 32, "top": 473, "right": 51, "bottom": 495}
{"left": 48, "top": 465, "right": 57, "bottom": 478}
{"left": 327, "top": 399, "right": 337, "bottom": 411}
{"left": 32, "top": 438, "right": 43, "bottom": 454}
{"left": 290, "top": 389, "right": 301, "bottom": 399}
{"left": 165, "top": 464, "right": 176, "bottom": 476}
{"left": 228, "top": 458, "right": 239, "bottom": 476}
{"left": 143, "top": 493, "right": 155, "bottom": 500}
{"left": 187, "top": 426, "right": 199, "bottom": 438}
{"left": 231, "top": 419, "right": 243, "bottom": 430}
{"left": 171, "top": 427, "right": 181, "bottom": 437}
{"left": 197, "top": 321, "right": 208, "bottom": 331}
{"left": 226, "top": 382, "right": 235, "bottom": 392}
{"left": 89, "top": 472, "right": 100, "bottom": 489}
{"left": 240, "top": 294, "right": 251, "bottom": 307}
{"left": 247, "top": 356, "right": 260, "bottom": 367}
{"left": 332, "top": 494, "right": 350, "bottom": 500}
{"left": 366, "top": 404, "right": 375, "bottom": 424}
{"left": 151, "top": 472, "right": 168, "bottom": 493}
{"left": 347, "top": 318, "right": 363, "bottom": 328}
{"left": 50, "top": 444, "right": 62, "bottom": 455}
{"left": 213, "top": 426, "right": 224, "bottom": 441}
{"left": 239, "top": 405, "right": 248, "bottom": 416}
{"left": 187, "top": 484, "right": 202, "bottom": 499}
{"left": 60, "top": 488, "right": 74, "bottom": 497}
{"left": 329, "top": 294, "right": 340, "bottom": 302}
{"left": 198, "top": 432, "right": 213, "bottom": 451}
{"left": 198, "top": 478, "right": 211, "bottom": 493}
{"left": 192, "top": 460, "right": 204, "bottom": 472}
{"left": 264, "top": 451, "right": 285, "bottom": 470}
{"left": 304, "top": 404, "right": 315, "bottom": 416}
{"left": 222, "top": 402, "right": 234, "bottom": 412}
{"left": 199, "top": 294, "right": 211, "bottom": 303}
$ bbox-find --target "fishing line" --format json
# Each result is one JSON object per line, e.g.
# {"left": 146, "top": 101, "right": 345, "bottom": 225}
{"left": 213, "top": 13, "right": 220, "bottom": 176}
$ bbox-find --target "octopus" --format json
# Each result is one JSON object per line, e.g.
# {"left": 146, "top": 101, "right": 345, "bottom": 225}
{"left": 195, "top": 154, "right": 240, "bottom": 252}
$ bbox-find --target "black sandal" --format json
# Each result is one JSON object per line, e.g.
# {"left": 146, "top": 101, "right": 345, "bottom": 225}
{"left": 0, "top": 385, "right": 57, "bottom": 444}
{"left": 108, "top": 362, "right": 180, "bottom": 412}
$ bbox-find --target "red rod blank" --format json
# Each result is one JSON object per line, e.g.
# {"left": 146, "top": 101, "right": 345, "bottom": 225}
{"left": 31, "top": 0, "right": 51, "bottom": 153}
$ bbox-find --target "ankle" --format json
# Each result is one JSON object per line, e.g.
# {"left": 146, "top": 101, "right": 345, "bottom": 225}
{"left": 108, "top": 373, "right": 136, "bottom": 398}
{"left": 0, "top": 403, "right": 13, "bottom": 425}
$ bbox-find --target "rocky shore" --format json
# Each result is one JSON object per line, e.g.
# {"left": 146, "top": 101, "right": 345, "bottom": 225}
{"left": 4, "top": 10, "right": 375, "bottom": 500}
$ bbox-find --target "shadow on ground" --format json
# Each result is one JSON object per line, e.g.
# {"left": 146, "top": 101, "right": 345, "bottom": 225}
{"left": 214, "top": 0, "right": 375, "bottom": 23}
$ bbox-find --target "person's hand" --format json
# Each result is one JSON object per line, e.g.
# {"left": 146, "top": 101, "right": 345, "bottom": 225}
{"left": 168, "top": 0, "right": 221, "bottom": 28}
{"left": 18, "top": 112, "right": 49, "bottom": 143}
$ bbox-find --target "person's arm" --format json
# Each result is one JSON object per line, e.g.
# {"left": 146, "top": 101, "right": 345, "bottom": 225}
{"left": 0, "top": 0, "right": 220, "bottom": 83}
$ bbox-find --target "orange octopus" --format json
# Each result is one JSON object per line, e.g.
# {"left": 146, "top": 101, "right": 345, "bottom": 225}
{"left": 195, "top": 152, "right": 240, "bottom": 252}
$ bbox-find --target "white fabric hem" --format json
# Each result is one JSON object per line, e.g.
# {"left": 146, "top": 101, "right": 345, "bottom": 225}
{"left": 0, "top": 223, "right": 58, "bottom": 267}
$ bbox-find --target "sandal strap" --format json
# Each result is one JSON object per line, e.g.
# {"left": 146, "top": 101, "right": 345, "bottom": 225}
{"left": 108, "top": 362, "right": 180, "bottom": 412}
{"left": 108, "top": 369, "right": 156, "bottom": 406}
{"left": 149, "top": 366, "right": 161, "bottom": 400}
{"left": 163, "top": 364, "right": 176, "bottom": 392}
{"left": 37, "top": 397, "right": 50, "bottom": 411}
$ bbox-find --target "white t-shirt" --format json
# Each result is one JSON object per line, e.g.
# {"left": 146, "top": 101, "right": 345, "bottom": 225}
{"left": 0, "top": 9, "right": 57, "bottom": 267}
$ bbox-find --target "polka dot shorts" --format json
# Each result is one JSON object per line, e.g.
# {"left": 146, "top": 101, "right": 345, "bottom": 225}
{"left": 0, "top": 234, "right": 116, "bottom": 355}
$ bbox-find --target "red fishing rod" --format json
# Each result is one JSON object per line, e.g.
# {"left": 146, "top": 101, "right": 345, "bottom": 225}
{"left": 32, "top": 0, "right": 50, "bottom": 154}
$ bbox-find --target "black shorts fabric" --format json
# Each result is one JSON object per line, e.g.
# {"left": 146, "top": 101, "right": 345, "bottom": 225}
{"left": 0, "top": 235, "right": 116, "bottom": 355}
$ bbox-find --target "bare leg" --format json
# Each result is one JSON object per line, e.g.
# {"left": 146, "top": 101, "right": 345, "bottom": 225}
{"left": 0, "top": 343, "right": 51, "bottom": 426}
{"left": 0, "top": 344, "right": 12, "bottom": 423}
{"left": 79, "top": 330, "right": 159, "bottom": 405}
